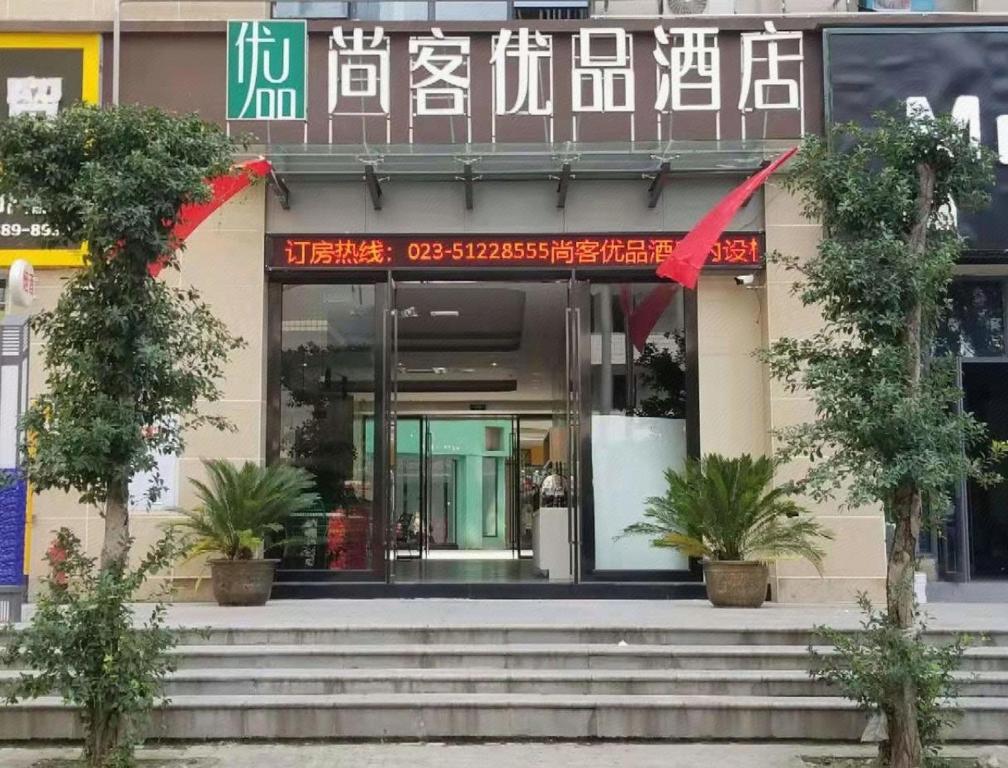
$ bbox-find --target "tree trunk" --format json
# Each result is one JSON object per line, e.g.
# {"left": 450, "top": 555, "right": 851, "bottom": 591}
{"left": 83, "top": 709, "right": 119, "bottom": 767}
{"left": 887, "top": 483, "right": 924, "bottom": 768}
{"left": 100, "top": 472, "right": 130, "bottom": 572}
{"left": 883, "top": 161, "right": 937, "bottom": 768}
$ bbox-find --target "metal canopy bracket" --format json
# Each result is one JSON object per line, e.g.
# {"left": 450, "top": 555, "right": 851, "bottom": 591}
{"left": 268, "top": 168, "right": 290, "bottom": 210}
{"left": 647, "top": 161, "right": 671, "bottom": 209}
{"left": 462, "top": 162, "right": 475, "bottom": 211}
{"left": 740, "top": 158, "right": 772, "bottom": 210}
{"left": 556, "top": 162, "right": 572, "bottom": 209}
{"left": 455, "top": 158, "right": 481, "bottom": 211}
{"left": 364, "top": 164, "right": 383, "bottom": 211}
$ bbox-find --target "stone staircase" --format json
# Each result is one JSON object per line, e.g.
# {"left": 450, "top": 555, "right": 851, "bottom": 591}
{"left": 3, "top": 624, "right": 1008, "bottom": 741}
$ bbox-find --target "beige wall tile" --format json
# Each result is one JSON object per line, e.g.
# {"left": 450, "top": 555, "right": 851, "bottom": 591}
{"left": 695, "top": 278, "right": 764, "bottom": 357}
{"left": 697, "top": 354, "right": 769, "bottom": 456}
{"left": 774, "top": 515, "right": 887, "bottom": 579}
{"left": 776, "top": 576, "right": 887, "bottom": 605}
{"left": 177, "top": 1, "right": 269, "bottom": 20}
{"left": 768, "top": 394, "right": 816, "bottom": 430}
{"left": 31, "top": 488, "right": 94, "bottom": 520}
{"left": 763, "top": 182, "right": 815, "bottom": 229}
{"left": 168, "top": 576, "right": 215, "bottom": 602}
{"left": 7, "top": 0, "right": 97, "bottom": 20}
{"left": 178, "top": 201, "right": 266, "bottom": 289}
{"left": 697, "top": 274, "right": 769, "bottom": 458}
{"left": 768, "top": 286, "right": 815, "bottom": 324}
{"left": 182, "top": 399, "right": 263, "bottom": 463}
{"left": 765, "top": 225, "right": 823, "bottom": 285}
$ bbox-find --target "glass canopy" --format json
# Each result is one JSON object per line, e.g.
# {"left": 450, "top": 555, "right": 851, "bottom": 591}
{"left": 244, "top": 140, "right": 796, "bottom": 181}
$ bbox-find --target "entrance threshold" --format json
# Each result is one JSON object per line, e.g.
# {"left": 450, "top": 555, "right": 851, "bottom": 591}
{"left": 271, "top": 581, "right": 707, "bottom": 600}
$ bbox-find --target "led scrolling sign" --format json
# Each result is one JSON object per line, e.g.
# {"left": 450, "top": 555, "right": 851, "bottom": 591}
{"left": 272, "top": 233, "right": 763, "bottom": 271}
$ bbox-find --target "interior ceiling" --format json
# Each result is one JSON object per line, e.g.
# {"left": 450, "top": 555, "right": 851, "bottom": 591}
{"left": 280, "top": 281, "right": 569, "bottom": 414}
{"left": 395, "top": 282, "right": 567, "bottom": 409}
{"left": 395, "top": 285, "right": 526, "bottom": 351}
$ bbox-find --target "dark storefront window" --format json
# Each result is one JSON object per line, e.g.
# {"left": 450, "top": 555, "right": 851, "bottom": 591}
{"left": 934, "top": 277, "right": 1008, "bottom": 580}
{"left": 278, "top": 284, "right": 378, "bottom": 572}
{"left": 936, "top": 279, "right": 1006, "bottom": 358}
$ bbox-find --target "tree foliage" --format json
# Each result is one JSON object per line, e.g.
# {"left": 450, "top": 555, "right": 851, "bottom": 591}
{"left": 810, "top": 595, "right": 970, "bottom": 768}
{"left": 2, "top": 529, "right": 180, "bottom": 768}
{"left": 764, "top": 112, "right": 995, "bottom": 515}
{"left": 763, "top": 112, "right": 995, "bottom": 767}
{"left": 0, "top": 105, "right": 244, "bottom": 767}
{"left": 0, "top": 105, "right": 242, "bottom": 562}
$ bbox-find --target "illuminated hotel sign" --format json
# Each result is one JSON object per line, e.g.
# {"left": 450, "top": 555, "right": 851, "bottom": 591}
{"left": 270, "top": 233, "right": 763, "bottom": 272}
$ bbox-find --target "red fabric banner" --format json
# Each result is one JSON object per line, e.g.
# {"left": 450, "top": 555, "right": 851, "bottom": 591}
{"left": 656, "top": 147, "right": 797, "bottom": 289}
{"left": 621, "top": 283, "right": 681, "bottom": 353}
{"left": 149, "top": 158, "right": 272, "bottom": 277}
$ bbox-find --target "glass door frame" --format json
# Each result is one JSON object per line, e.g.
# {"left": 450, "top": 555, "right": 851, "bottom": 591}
{"left": 267, "top": 272, "right": 703, "bottom": 586}
{"left": 382, "top": 275, "right": 584, "bottom": 584}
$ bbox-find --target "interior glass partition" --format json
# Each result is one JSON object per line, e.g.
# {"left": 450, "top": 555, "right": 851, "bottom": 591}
{"left": 584, "top": 281, "right": 690, "bottom": 576}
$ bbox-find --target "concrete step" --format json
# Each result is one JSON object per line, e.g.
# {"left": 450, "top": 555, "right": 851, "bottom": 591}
{"left": 3, "top": 693, "right": 1007, "bottom": 741}
{"left": 166, "top": 625, "right": 1008, "bottom": 648}
{"left": 156, "top": 643, "right": 1008, "bottom": 673}
{"left": 7, "top": 667, "right": 995, "bottom": 698}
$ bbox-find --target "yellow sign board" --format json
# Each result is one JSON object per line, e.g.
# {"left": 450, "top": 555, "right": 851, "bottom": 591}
{"left": 0, "top": 33, "right": 101, "bottom": 269}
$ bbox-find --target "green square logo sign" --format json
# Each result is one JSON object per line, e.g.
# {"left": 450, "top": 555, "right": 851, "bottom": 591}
{"left": 227, "top": 20, "right": 306, "bottom": 121}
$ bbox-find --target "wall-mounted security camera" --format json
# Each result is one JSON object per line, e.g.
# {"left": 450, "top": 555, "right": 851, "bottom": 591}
{"left": 734, "top": 274, "right": 757, "bottom": 288}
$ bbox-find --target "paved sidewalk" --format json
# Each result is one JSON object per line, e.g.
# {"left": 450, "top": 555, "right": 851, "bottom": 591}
{"left": 1, "top": 743, "right": 1006, "bottom": 768}
{"left": 82, "top": 598, "right": 1008, "bottom": 633}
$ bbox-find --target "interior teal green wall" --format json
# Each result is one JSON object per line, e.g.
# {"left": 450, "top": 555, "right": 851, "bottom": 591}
{"left": 365, "top": 418, "right": 511, "bottom": 549}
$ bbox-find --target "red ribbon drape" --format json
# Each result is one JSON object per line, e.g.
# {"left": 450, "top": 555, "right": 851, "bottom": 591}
{"left": 656, "top": 147, "right": 797, "bottom": 290}
{"left": 148, "top": 158, "right": 272, "bottom": 278}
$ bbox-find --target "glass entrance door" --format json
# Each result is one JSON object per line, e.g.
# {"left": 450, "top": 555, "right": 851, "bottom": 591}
{"left": 384, "top": 279, "right": 576, "bottom": 584}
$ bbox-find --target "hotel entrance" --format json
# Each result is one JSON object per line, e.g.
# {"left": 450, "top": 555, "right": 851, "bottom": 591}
{"left": 264, "top": 233, "right": 740, "bottom": 594}
{"left": 384, "top": 281, "right": 577, "bottom": 584}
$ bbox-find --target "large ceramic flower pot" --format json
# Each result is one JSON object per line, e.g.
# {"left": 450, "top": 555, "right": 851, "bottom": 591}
{"left": 703, "top": 560, "right": 769, "bottom": 608}
{"left": 209, "top": 559, "right": 278, "bottom": 606}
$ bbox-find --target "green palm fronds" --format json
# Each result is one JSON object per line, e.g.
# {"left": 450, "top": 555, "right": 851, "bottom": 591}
{"left": 173, "top": 459, "right": 320, "bottom": 561}
{"left": 622, "top": 453, "right": 833, "bottom": 572}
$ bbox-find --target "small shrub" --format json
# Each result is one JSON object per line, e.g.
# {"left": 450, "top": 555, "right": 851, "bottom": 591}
{"left": 810, "top": 593, "right": 969, "bottom": 767}
{"left": 2, "top": 528, "right": 180, "bottom": 768}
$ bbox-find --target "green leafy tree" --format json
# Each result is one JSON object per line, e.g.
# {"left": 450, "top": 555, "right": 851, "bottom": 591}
{"left": 3, "top": 529, "right": 181, "bottom": 768}
{"left": 0, "top": 104, "right": 241, "bottom": 572}
{"left": 763, "top": 111, "right": 995, "bottom": 767}
{"left": 0, "top": 104, "right": 242, "bottom": 766}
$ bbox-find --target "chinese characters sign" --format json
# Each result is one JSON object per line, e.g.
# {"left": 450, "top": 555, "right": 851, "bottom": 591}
{"left": 0, "top": 33, "right": 99, "bottom": 266}
{"left": 271, "top": 233, "right": 763, "bottom": 272}
{"left": 227, "top": 20, "right": 307, "bottom": 121}
{"left": 226, "top": 21, "right": 812, "bottom": 144}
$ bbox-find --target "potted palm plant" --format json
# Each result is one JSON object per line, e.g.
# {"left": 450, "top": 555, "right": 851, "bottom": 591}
{"left": 174, "top": 459, "right": 319, "bottom": 606}
{"left": 623, "top": 453, "right": 832, "bottom": 608}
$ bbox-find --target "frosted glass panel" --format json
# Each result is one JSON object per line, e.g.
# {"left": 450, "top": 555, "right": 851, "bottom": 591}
{"left": 591, "top": 415, "right": 688, "bottom": 571}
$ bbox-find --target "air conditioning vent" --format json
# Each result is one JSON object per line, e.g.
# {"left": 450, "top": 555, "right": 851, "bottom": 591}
{"left": 513, "top": 0, "right": 589, "bottom": 20}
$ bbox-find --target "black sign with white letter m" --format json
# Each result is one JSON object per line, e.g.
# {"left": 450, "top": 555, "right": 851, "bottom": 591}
{"left": 825, "top": 27, "right": 1008, "bottom": 255}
